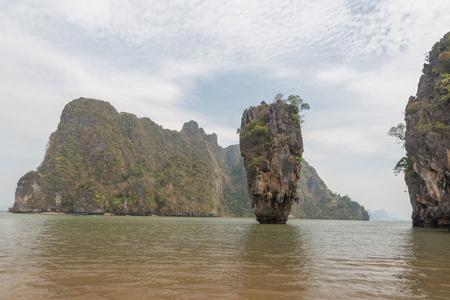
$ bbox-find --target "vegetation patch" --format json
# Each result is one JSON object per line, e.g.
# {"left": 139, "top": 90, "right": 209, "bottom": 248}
{"left": 240, "top": 117, "right": 270, "bottom": 154}
{"left": 433, "top": 50, "right": 450, "bottom": 74}
{"left": 415, "top": 121, "right": 450, "bottom": 135}
{"left": 436, "top": 74, "right": 450, "bottom": 103}
{"left": 428, "top": 32, "right": 450, "bottom": 62}
{"left": 249, "top": 156, "right": 264, "bottom": 168}
{"left": 393, "top": 157, "right": 413, "bottom": 175}
{"left": 406, "top": 99, "right": 436, "bottom": 112}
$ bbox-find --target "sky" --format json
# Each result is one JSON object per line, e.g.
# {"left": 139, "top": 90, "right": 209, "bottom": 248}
{"left": 1, "top": 0, "right": 449, "bottom": 219}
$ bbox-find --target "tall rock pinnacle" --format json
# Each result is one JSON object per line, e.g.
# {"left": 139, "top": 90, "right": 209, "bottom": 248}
{"left": 239, "top": 98, "right": 304, "bottom": 224}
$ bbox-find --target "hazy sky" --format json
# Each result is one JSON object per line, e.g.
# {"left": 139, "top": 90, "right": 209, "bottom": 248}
{"left": 1, "top": 1, "right": 449, "bottom": 218}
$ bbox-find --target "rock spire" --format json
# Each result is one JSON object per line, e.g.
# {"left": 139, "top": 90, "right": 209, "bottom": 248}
{"left": 239, "top": 99, "right": 303, "bottom": 224}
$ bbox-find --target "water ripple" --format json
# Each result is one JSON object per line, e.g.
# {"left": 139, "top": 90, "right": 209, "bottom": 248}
{"left": 1, "top": 215, "right": 450, "bottom": 299}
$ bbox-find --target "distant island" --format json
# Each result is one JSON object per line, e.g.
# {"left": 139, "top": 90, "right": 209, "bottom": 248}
{"left": 12, "top": 97, "right": 368, "bottom": 220}
{"left": 367, "top": 209, "right": 398, "bottom": 221}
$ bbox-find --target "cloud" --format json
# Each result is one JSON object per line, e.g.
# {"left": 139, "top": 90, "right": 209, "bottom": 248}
{"left": 6, "top": 0, "right": 449, "bottom": 90}
{"left": 21, "top": 0, "right": 397, "bottom": 69}
{"left": 49, "top": 0, "right": 112, "bottom": 31}
{"left": 306, "top": 127, "right": 385, "bottom": 156}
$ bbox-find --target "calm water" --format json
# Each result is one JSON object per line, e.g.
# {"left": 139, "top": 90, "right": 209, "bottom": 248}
{"left": 1, "top": 214, "right": 450, "bottom": 299}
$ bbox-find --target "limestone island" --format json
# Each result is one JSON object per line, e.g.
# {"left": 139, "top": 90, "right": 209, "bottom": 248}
{"left": 239, "top": 96, "right": 306, "bottom": 224}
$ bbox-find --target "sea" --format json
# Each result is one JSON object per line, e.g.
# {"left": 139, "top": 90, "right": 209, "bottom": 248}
{"left": 1, "top": 213, "right": 450, "bottom": 299}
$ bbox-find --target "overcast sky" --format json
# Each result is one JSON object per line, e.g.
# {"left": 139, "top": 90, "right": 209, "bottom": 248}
{"left": 1, "top": 1, "right": 449, "bottom": 218}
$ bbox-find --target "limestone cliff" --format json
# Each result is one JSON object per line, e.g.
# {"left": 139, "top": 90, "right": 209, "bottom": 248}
{"left": 13, "top": 98, "right": 251, "bottom": 216}
{"left": 404, "top": 32, "right": 450, "bottom": 227}
{"left": 239, "top": 100, "right": 303, "bottom": 224}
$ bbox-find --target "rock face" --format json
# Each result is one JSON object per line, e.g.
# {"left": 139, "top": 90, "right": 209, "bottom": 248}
{"left": 239, "top": 100, "right": 303, "bottom": 224}
{"left": 404, "top": 32, "right": 450, "bottom": 227}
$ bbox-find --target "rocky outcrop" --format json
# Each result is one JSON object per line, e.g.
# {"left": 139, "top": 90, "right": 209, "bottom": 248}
{"left": 239, "top": 100, "right": 303, "bottom": 224}
{"left": 404, "top": 32, "right": 450, "bottom": 227}
{"left": 14, "top": 171, "right": 56, "bottom": 213}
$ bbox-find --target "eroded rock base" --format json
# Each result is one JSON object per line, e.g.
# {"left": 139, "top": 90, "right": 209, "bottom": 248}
{"left": 253, "top": 196, "right": 292, "bottom": 224}
{"left": 257, "top": 218, "right": 288, "bottom": 224}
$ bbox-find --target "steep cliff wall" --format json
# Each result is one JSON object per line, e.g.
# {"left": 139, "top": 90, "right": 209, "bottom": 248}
{"left": 239, "top": 100, "right": 303, "bottom": 224}
{"left": 405, "top": 32, "right": 450, "bottom": 227}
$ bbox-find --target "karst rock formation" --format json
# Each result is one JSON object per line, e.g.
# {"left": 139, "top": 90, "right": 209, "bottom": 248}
{"left": 12, "top": 98, "right": 250, "bottom": 216}
{"left": 404, "top": 32, "right": 450, "bottom": 227}
{"left": 239, "top": 99, "right": 303, "bottom": 224}
{"left": 11, "top": 97, "right": 370, "bottom": 220}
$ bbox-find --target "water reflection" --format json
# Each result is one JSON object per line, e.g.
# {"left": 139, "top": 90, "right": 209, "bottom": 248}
{"left": 297, "top": 220, "right": 421, "bottom": 299}
{"left": 399, "top": 227, "right": 450, "bottom": 299}
{"left": 237, "top": 223, "right": 308, "bottom": 298}
{"left": 0, "top": 214, "right": 53, "bottom": 298}
{"left": 2, "top": 214, "right": 450, "bottom": 299}
{"left": 29, "top": 216, "right": 248, "bottom": 299}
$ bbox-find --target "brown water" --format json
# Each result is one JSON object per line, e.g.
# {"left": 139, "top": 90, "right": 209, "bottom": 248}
{"left": 1, "top": 213, "right": 450, "bottom": 299}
